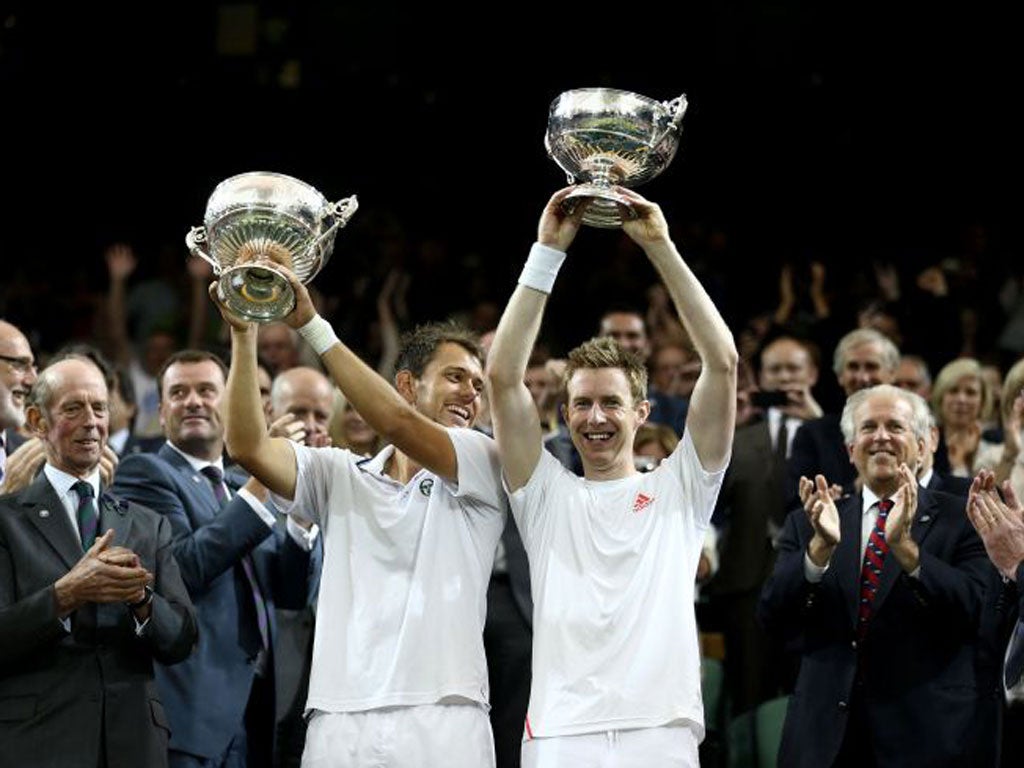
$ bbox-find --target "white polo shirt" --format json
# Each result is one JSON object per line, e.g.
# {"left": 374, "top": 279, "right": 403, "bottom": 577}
{"left": 510, "top": 430, "right": 725, "bottom": 740}
{"left": 275, "top": 427, "right": 507, "bottom": 713}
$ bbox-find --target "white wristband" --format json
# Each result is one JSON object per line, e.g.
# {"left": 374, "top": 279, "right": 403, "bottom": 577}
{"left": 518, "top": 242, "right": 567, "bottom": 294}
{"left": 297, "top": 315, "right": 339, "bottom": 356}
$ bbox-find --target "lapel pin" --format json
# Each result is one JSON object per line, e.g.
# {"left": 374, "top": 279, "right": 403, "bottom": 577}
{"left": 919, "top": 515, "right": 931, "bottom": 523}
{"left": 192, "top": 475, "right": 201, "bottom": 483}
{"left": 39, "top": 509, "right": 50, "bottom": 518}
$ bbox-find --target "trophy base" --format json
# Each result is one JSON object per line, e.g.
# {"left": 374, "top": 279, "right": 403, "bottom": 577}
{"left": 561, "top": 185, "right": 638, "bottom": 229}
{"left": 218, "top": 264, "right": 296, "bottom": 323}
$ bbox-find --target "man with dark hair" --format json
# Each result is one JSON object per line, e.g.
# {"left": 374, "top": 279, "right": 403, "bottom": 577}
{"left": 488, "top": 187, "right": 736, "bottom": 766}
{"left": 0, "top": 355, "right": 196, "bottom": 768}
{"left": 218, "top": 274, "right": 507, "bottom": 767}
{"left": 112, "top": 349, "right": 316, "bottom": 768}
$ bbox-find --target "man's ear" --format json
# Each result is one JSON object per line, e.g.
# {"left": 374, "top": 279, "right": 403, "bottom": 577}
{"left": 395, "top": 370, "right": 417, "bottom": 405}
{"left": 636, "top": 399, "right": 651, "bottom": 425}
{"left": 26, "top": 405, "right": 47, "bottom": 438}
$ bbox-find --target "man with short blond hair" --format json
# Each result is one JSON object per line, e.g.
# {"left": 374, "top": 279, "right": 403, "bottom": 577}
{"left": 488, "top": 187, "right": 737, "bottom": 766}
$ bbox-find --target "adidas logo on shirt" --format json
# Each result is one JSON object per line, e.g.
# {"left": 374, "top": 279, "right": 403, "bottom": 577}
{"left": 633, "top": 493, "right": 654, "bottom": 513}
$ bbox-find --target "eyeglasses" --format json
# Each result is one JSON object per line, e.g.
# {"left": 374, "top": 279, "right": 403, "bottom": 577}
{"left": 0, "top": 354, "right": 37, "bottom": 375}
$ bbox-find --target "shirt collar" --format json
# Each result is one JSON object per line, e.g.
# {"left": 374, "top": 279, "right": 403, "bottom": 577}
{"left": 861, "top": 484, "right": 885, "bottom": 515}
{"left": 165, "top": 440, "right": 224, "bottom": 475}
{"left": 43, "top": 463, "right": 101, "bottom": 501}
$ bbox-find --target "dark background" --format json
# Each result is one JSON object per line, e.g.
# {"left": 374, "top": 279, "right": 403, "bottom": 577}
{"left": 1, "top": 2, "right": 1018, "bottom": 353}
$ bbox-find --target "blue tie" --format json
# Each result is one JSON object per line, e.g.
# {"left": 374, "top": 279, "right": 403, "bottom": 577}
{"left": 199, "top": 465, "right": 270, "bottom": 652}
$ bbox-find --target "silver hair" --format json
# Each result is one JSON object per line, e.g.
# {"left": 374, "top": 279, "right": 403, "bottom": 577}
{"left": 840, "top": 384, "right": 931, "bottom": 444}
{"left": 832, "top": 328, "right": 900, "bottom": 377}
{"left": 29, "top": 355, "right": 106, "bottom": 417}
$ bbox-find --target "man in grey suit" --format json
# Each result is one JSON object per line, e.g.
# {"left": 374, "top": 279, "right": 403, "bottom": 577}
{"left": 0, "top": 355, "right": 197, "bottom": 768}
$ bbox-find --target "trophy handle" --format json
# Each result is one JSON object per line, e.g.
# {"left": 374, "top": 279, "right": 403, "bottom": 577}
{"left": 185, "top": 226, "right": 222, "bottom": 276}
{"left": 308, "top": 195, "right": 360, "bottom": 253}
{"left": 565, "top": 172, "right": 576, "bottom": 185}
{"left": 652, "top": 93, "right": 689, "bottom": 146}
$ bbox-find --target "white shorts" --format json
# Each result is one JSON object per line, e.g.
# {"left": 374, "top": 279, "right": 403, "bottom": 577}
{"left": 521, "top": 725, "right": 699, "bottom": 768}
{"left": 301, "top": 703, "right": 495, "bottom": 768}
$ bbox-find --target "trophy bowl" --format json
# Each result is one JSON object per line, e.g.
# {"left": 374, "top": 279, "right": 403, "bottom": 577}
{"left": 186, "top": 172, "right": 358, "bottom": 322}
{"left": 545, "top": 88, "right": 687, "bottom": 228}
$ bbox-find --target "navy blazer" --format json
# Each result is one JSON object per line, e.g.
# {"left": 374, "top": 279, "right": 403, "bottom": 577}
{"left": 759, "top": 487, "right": 992, "bottom": 768}
{"left": 112, "top": 443, "right": 311, "bottom": 761}
{"left": 0, "top": 474, "right": 196, "bottom": 768}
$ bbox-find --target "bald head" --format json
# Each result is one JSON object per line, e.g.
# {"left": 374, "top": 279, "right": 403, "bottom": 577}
{"left": 0, "top": 319, "right": 37, "bottom": 430}
{"left": 27, "top": 357, "right": 109, "bottom": 478}
{"left": 270, "top": 367, "right": 334, "bottom": 446}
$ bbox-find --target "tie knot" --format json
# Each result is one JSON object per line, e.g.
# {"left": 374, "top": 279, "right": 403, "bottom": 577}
{"left": 73, "top": 480, "right": 95, "bottom": 499}
{"left": 878, "top": 498, "right": 894, "bottom": 514}
{"left": 200, "top": 466, "right": 224, "bottom": 485}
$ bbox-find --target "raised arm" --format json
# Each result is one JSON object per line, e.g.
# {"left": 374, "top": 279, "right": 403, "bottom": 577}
{"left": 617, "top": 188, "right": 738, "bottom": 471}
{"left": 487, "top": 188, "right": 582, "bottom": 491}
{"left": 224, "top": 269, "right": 459, "bottom": 481}
{"left": 217, "top": 301, "right": 299, "bottom": 499}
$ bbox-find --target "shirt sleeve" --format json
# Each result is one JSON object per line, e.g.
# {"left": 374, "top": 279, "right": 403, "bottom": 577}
{"left": 270, "top": 443, "right": 345, "bottom": 531}
{"left": 506, "top": 449, "right": 562, "bottom": 549}
{"left": 661, "top": 429, "right": 728, "bottom": 528}
{"left": 446, "top": 428, "right": 508, "bottom": 515}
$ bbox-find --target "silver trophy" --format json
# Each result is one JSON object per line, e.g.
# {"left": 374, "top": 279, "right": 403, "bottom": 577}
{"left": 545, "top": 88, "right": 687, "bottom": 228}
{"left": 187, "top": 172, "right": 358, "bottom": 322}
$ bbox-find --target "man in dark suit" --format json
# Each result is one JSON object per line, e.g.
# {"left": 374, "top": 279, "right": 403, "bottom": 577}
{"left": 0, "top": 355, "right": 196, "bottom": 768}
{"left": 786, "top": 328, "right": 900, "bottom": 509}
{"left": 706, "top": 336, "right": 823, "bottom": 713}
{"left": 0, "top": 319, "right": 38, "bottom": 485}
{"left": 112, "top": 350, "right": 315, "bottom": 768}
{"left": 760, "top": 384, "right": 991, "bottom": 767}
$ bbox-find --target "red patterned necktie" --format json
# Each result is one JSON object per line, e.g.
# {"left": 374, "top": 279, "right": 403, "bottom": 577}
{"left": 856, "top": 498, "right": 893, "bottom": 640}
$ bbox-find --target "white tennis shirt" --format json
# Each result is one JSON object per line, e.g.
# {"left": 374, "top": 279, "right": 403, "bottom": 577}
{"left": 275, "top": 427, "right": 507, "bottom": 713}
{"left": 510, "top": 431, "right": 725, "bottom": 740}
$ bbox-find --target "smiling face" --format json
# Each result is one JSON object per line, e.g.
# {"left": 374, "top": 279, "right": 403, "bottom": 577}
{"left": 0, "top": 321, "right": 37, "bottom": 430}
{"left": 30, "top": 359, "right": 108, "bottom": 478}
{"left": 159, "top": 360, "right": 226, "bottom": 460}
{"left": 847, "top": 392, "right": 925, "bottom": 497}
{"left": 403, "top": 342, "right": 484, "bottom": 429}
{"left": 940, "top": 374, "right": 983, "bottom": 429}
{"left": 564, "top": 367, "right": 651, "bottom": 480}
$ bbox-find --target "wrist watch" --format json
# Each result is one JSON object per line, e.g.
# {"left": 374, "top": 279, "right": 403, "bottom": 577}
{"left": 127, "top": 585, "right": 154, "bottom": 611}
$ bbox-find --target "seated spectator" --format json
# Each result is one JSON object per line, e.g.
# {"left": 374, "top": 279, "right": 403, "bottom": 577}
{"left": 931, "top": 358, "right": 996, "bottom": 476}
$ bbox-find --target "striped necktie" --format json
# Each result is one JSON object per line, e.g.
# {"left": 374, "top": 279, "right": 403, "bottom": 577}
{"left": 856, "top": 498, "right": 893, "bottom": 639}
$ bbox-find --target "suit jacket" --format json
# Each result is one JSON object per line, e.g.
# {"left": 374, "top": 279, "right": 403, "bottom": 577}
{"left": 926, "top": 471, "right": 972, "bottom": 498}
{"left": 706, "top": 420, "right": 787, "bottom": 596}
{"left": 0, "top": 474, "right": 196, "bottom": 768}
{"left": 785, "top": 414, "right": 855, "bottom": 511}
{"left": 112, "top": 443, "right": 311, "bottom": 760}
{"left": 758, "top": 488, "right": 992, "bottom": 768}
